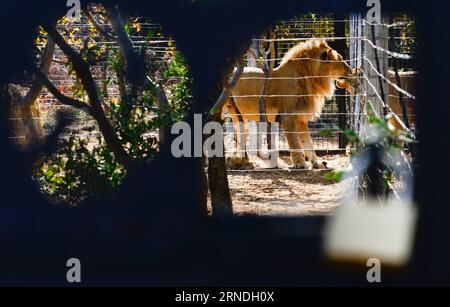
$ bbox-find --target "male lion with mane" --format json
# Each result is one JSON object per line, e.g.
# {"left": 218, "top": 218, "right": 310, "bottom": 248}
{"left": 222, "top": 39, "right": 354, "bottom": 169}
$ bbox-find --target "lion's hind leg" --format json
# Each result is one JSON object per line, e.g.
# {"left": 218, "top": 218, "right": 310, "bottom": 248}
{"left": 223, "top": 99, "right": 247, "bottom": 157}
{"left": 234, "top": 118, "right": 247, "bottom": 158}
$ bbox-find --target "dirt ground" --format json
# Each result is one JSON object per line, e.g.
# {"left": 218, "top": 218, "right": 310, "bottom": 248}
{"left": 208, "top": 154, "right": 350, "bottom": 216}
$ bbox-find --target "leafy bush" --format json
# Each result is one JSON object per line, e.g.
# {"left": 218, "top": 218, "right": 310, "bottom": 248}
{"left": 163, "top": 51, "right": 192, "bottom": 122}
{"left": 34, "top": 49, "right": 191, "bottom": 205}
{"left": 34, "top": 135, "right": 124, "bottom": 204}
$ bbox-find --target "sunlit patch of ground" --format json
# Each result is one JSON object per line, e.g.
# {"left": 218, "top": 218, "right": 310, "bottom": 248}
{"left": 207, "top": 154, "right": 351, "bottom": 216}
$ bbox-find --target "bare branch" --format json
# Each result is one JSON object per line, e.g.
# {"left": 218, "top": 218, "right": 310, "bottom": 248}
{"left": 146, "top": 76, "right": 171, "bottom": 144}
{"left": 146, "top": 76, "right": 169, "bottom": 111}
{"left": 104, "top": 3, "right": 173, "bottom": 146}
{"left": 15, "top": 36, "right": 57, "bottom": 145}
{"left": 52, "top": 58, "right": 66, "bottom": 65}
{"left": 42, "top": 21, "right": 100, "bottom": 106}
{"left": 30, "top": 64, "right": 92, "bottom": 115}
{"left": 103, "top": 3, "right": 145, "bottom": 86}
{"left": 20, "top": 37, "right": 56, "bottom": 109}
{"left": 268, "top": 30, "right": 276, "bottom": 71}
{"left": 42, "top": 21, "right": 131, "bottom": 166}
{"left": 247, "top": 48, "right": 263, "bottom": 69}
{"left": 34, "top": 45, "right": 66, "bottom": 64}
{"left": 206, "top": 58, "right": 245, "bottom": 122}
{"left": 257, "top": 29, "right": 275, "bottom": 151}
{"left": 83, "top": 4, "right": 117, "bottom": 40}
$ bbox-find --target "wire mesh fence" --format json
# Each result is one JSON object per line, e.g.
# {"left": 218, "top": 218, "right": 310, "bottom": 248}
{"left": 223, "top": 13, "right": 417, "bottom": 163}
{"left": 8, "top": 10, "right": 176, "bottom": 146}
{"left": 6, "top": 10, "right": 417, "bottom": 215}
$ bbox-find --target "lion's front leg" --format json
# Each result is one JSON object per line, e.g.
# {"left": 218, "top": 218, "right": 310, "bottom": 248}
{"left": 281, "top": 116, "right": 307, "bottom": 169}
{"left": 297, "top": 120, "right": 327, "bottom": 169}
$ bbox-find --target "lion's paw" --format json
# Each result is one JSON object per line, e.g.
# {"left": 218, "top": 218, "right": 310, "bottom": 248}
{"left": 290, "top": 161, "right": 309, "bottom": 169}
{"left": 312, "top": 160, "right": 328, "bottom": 169}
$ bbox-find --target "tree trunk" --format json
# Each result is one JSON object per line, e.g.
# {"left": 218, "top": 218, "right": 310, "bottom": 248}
{"left": 19, "top": 36, "right": 56, "bottom": 146}
{"left": 207, "top": 112, "right": 233, "bottom": 216}
{"left": 257, "top": 31, "right": 275, "bottom": 159}
{"left": 206, "top": 60, "right": 245, "bottom": 217}
{"left": 103, "top": 4, "right": 172, "bottom": 148}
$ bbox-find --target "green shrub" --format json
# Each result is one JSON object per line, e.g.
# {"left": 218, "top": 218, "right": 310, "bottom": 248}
{"left": 34, "top": 51, "right": 192, "bottom": 205}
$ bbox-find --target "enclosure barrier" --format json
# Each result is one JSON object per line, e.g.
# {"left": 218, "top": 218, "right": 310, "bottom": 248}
{"left": 6, "top": 12, "right": 417, "bottom": 212}
{"left": 223, "top": 14, "right": 416, "bottom": 176}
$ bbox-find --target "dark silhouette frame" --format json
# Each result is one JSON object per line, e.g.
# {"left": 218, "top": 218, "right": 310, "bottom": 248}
{"left": 0, "top": 0, "right": 448, "bottom": 286}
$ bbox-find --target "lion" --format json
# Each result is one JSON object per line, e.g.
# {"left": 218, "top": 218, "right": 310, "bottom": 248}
{"left": 222, "top": 39, "right": 354, "bottom": 169}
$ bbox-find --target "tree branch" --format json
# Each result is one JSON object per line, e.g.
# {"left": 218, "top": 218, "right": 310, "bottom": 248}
{"left": 42, "top": 21, "right": 100, "bottom": 107}
{"left": 103, "top": 3, "right": 144, "bottom": 85}
{"left": 83, "top": 4, "right": 117, "bottom": 41}
{"left": 34, "top": 46, "right": 66, "bottom": 65}
{"left": 104, "top": 4, "right": 173, "bottom": 146}
{"left": 52, "top": 58, "right": 67, "bottom": 65}
{"left": 14, "top": 36, "right": 57, "bottom": 145}
{"left": 30, "top": 64, "right": 92, "bottom": 115}
{"left": 146, "top": 76, "right": 171, "bottom": 144}
{"left": 42, "top": 20, "right": 131, "bottom": 166}
{"left": 21, "top": 37, "right": 55, "bottom": 109}
{"left": 268, "top": 30, "right": 275, "bottom": 72}
{"left": 206, "top": 58, "right": 245, "bottom": 123}
{"left": 258, "top": 31, "right": 274, "bottom": 124}
{"left": 247, "top": 48, "right": 263, "bottom": 69}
